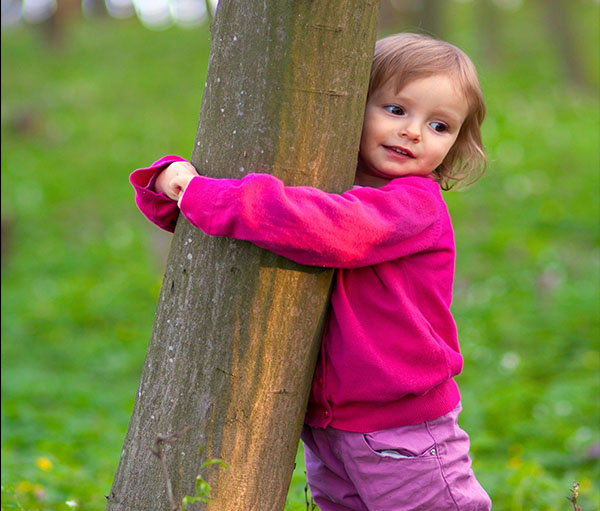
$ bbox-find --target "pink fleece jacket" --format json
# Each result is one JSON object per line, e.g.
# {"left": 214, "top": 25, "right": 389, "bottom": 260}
{"left": 131, "top": 155, "right": 462, "bottom": 432}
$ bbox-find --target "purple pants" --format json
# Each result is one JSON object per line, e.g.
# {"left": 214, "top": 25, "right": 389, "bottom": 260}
{"left": 301, "top": 404, "right": 491, "bottom": 511}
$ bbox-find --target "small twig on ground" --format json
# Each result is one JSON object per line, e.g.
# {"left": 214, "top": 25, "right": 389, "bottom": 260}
{"left": 567, "top": 481, "right": 582, "bottom": 511}
{"left": 304, "top": 472, "right": 316, "bottom": 511}
{"left": 149, "top": 427, "right": 191, "bottom": 511}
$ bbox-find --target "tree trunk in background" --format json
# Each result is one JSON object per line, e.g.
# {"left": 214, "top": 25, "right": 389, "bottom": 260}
{"left": 376, "top": 1, "right": 445, "bottom": 39}
{"left": 376, "top": 0, "right": 407, "bottom": 33}
{"left": 477, "top": 0, "right": 503, "bottom": 68}
{"left": 420, "top": 0, "right": 444, "bottom": 39}
{"left": 106, "top": 2, "right": 378, "bottom": 510}
{"left": 40, "top": 0, "right": 80, "bottom": 46}
{"left": 539, "top": 0, "right": 588, "bottom": 88}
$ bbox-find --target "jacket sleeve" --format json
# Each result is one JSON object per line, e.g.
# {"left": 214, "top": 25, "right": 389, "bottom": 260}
{"left": 178, "top": 172, "right": 443, "bottom": 269}
{"left": 129, "top": 155, "right": 187, "bottom": 233}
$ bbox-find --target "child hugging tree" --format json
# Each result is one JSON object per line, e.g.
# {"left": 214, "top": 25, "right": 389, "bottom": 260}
{"left": 131, "top": 33, "right": 492, "bottom": 511}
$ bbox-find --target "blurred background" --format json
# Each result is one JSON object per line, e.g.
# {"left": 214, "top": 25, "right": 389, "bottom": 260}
{"left": 1, "top": 1, "right": 599, "bottom": 509}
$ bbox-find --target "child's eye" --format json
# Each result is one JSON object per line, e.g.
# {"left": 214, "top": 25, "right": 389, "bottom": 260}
{"left": 430, "top": 121, "right": 449, "bottom": 133}
{"left": 384, "top": 105, "right": 405, "bottom": 116}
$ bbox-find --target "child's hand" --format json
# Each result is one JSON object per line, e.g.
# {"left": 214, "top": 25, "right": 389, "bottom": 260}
{"left": 155, "top": 161, "right": 199, "bottom": 202}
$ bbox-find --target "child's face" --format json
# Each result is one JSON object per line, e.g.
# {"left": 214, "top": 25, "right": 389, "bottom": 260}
{"left": 356, "top": 74, "right": 469, "bottom": 187}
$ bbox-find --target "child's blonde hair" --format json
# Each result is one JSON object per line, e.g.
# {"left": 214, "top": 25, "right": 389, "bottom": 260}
{"left": 368, "top": 33, "right": 486, "bottom": 190}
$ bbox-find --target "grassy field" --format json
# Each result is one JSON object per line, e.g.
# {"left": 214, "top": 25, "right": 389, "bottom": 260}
{"left": 2, "top": 6, "right": 599, "bottom": 511}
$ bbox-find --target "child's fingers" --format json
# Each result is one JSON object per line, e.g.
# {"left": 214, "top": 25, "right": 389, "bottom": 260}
{"left": 170, "top": 174, "right": 195, "bottom": 204}
{"left": 155, "top": 162, "right": 198, "bottom": 199}
{"left": 170, "top": 161, "right": 198, "bottom": 177}
{"left": 161, "top": 178, "right": 180, "bottom": 201}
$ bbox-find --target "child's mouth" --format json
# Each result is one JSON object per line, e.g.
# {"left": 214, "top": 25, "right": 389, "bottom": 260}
{"left": 384, "top": 145, "right": 414, "bottom": 158}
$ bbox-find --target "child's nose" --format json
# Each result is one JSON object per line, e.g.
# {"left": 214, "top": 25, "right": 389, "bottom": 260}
{"left": 400, "top": 121, "right": 421, "bottom": 143}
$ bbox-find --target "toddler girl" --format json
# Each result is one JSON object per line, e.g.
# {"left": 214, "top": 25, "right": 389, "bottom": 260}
{"left": 131, "top": 33, "right": 492, "bottom": 510}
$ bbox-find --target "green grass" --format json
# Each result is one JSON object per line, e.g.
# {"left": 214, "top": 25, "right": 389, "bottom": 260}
{"left": 2, "top": 9, "right": 599, "bottom": 511}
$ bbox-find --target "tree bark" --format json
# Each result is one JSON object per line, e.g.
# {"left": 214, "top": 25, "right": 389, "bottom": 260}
{"left": 106, "top": 2, "right": 378, "bottom": 510}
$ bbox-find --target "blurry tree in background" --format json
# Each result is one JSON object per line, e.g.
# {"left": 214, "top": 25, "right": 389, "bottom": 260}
{"left": 3, "top": 0, "right": 592, "bottom": 88}
{"left": 376, "top": 0, "right": 594, "bottom": 89}
{"left": 1, "top": 0, "right": 217, "bottom": 32}
{"left": 539, "top": 0, "right": 589, "bottom": 88}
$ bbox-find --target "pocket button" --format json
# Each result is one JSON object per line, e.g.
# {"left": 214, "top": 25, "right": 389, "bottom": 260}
{"left": 430, "top": 449, "right": 436, "bottom": 455}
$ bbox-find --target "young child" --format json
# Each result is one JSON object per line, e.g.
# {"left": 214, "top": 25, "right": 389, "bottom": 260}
{"left": 131, "top": 33, "right": 492, "bottom": 510}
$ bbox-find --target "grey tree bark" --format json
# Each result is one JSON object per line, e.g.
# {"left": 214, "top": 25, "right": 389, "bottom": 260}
{"left": 106, "top": 2, "right": 379, "bottom": 510}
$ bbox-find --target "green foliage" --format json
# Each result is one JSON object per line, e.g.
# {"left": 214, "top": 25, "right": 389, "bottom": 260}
{"left": 181, "top": 459, "right": 229, "bottom": 510}
{"left": 1, "top": 5, "right": 599, "bottom": 511}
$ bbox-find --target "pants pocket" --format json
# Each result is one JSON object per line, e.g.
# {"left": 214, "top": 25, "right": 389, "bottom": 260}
{"left": 361, "top": 423, "right": 438, "bottom": 461}
{"left": 351, "top": 427, "right": 456, "bottom": 509}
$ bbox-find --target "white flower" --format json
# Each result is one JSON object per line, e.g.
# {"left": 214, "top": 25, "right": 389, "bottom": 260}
{"left": 66, "top": 501, "right": 77, "bottom": 508}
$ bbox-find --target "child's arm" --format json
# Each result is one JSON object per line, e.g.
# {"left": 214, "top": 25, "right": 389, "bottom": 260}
{"left": 174, "top": 171, "right": 443, "bottom": 269}
{"left": 130, "top": 155, "right": 195, "bottom": 232}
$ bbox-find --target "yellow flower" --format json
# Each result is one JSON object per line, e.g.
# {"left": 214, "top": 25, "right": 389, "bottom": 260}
{"left": 17, "top": 480, "right": 33, "bottom": 493}
{"left": 508, "top": 456, "right": 523, "bottom": 470}
{"left": 36, "top": 457, "right": 53, "bottom": 471}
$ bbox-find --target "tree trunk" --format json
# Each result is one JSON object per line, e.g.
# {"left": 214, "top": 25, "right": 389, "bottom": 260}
{"left": 476, "top": 0, "right": 503, "bottom": 68}
{"left": 419, "top": 0, "right": 445, "bottom": 39}
{"left": 539, "top": 0, "right": 588, "bottom": 88}
{"left": 106, "top": 2, "right": 379, "bottom": 510}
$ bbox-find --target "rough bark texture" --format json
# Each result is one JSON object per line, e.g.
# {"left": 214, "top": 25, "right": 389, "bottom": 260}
{"left": 107, "top": 2, "right": 378, "bottom": 510}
